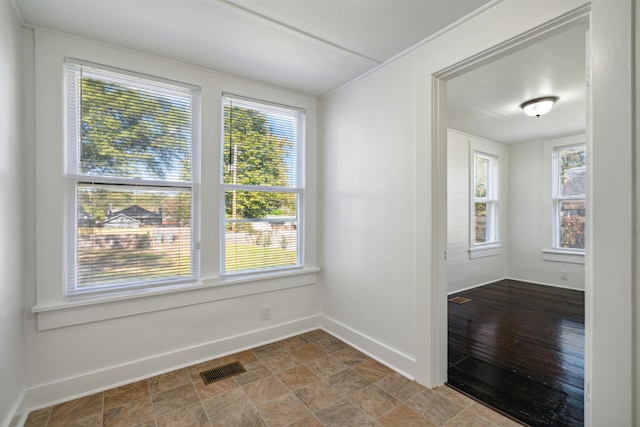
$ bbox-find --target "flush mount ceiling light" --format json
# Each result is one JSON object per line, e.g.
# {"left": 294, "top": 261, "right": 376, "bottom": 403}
{"left": 519, "top": 96, "right": 559, "bottom": 117}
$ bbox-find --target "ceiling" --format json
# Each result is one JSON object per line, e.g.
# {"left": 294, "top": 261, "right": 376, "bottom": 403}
{"left": 447, "top": 23, "right": 587, "bottom": 144}
{"left": 12, "top": 0, "right": 585, "bottom": 143}
{"left": 12, "top": 0, "right": 492, "bottom": 96}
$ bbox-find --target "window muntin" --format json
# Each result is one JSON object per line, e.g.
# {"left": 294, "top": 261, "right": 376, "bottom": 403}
{"left": 221, "top": 95, "right": 304, "bottom": 274}
{"left": 472, "top": 152, "right": 498, "bottom": 245}
{"left": 66, "top": 60, "right": 200, "bottom": 295}
{"left": 553, "top": 145, "right": 586, "bottom": 251}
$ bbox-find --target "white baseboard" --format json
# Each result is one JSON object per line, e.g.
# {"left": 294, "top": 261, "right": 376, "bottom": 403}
{"left": 505, "top": 276, "right": 585, "bottom": 292}
{"left": 321, "top": 315, "right": 417, "bottom": 380}
{"left": 447, "top": 276, "right": 508, "bottom": 295}
{"left": 17, "top": 314, "right": 423, "bottom": 419}
{"left": 19, "top": 315, "right": 322, "bottom": 415}
{"left": 2, "top": 390, "right": 26, "bottom": 427}
{"left": 447, "top": 276, "right": 585, "bottom": 295}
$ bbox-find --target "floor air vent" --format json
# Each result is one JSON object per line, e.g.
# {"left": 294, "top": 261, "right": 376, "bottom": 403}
{"left": 448, "top": 297, "right": 471, "bottom": 304}
{"left": 200, "top": 361, "right": 246, "bottom": 385}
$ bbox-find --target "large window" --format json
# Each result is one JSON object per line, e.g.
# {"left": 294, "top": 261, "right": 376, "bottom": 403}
{"left": 65, "top": 60, "right": 200, "bottom": 295}
{"left": 221, "top": 95, "right": 304, "bottom": 274}
{"left": 552, "top": 144, "right": 586, "bottom": 251}
{"left": 472, "top": 151, "right": 499, "bottom": 246}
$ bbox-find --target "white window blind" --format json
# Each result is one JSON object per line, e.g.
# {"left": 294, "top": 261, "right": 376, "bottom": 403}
{"left": 65, "top": 60, "right": 200, "bottom": 295}
{"left": 221, "top": 95, "right": 304, "bottom": 274}
{"left": 553, "top": 145, "right": 586, "bottom": 250}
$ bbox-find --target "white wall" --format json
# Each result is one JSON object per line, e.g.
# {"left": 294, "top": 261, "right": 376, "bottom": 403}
{"left": 321, "top": 0, "right": 635, "bottom": 423}
{"left": 0, "top": 1, "right": 26, "bottom": 425}
{"left": 587, "top": 1, "right": 634, "bottom": 423}
{"left": 447, "top": 130, "right": 585, "bottom": 293}
{"left": 635, "top": 5, "right": 640, "bottom": 424}
{"left": 20, "top": 30, "right": 322, "bottom": 412}
{"left": 447, "top": 130, "right": 507, "bottom": 293}
{"left": 508, "top": 138, "right": 585, "bottom": 290}
{"left": 319, "top": 53, "right": 419, "bottom": 374}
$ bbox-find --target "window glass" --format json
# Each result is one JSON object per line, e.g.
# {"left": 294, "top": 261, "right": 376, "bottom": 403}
{"left": 555, "top": 145, "right": 586, "bottom": 250}
{"left": 475, "top": 156, "right": 489, "bottom": 198}
{"left": 222, "top": 96, "right": 304, "bottom": 274}
{"left": 473, "top": 152, "right": 498, "bottom": 245}
{"left": 66, "top": 61, "right": 199, "bottom": 294}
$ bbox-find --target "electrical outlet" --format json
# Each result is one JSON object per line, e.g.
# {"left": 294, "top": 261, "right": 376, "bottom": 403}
{"left": 261, "top": 305, "right": 271, "bottom": 321}
{"left": 561, "top": 270, "right": 568, "bottom": 280}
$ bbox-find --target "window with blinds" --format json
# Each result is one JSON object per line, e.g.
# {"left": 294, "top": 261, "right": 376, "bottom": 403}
{"left": 221, "top": 95, "right": 304, "bottom": 274}
{"left": 65, "top": 60, "right": 200, "bottom": 295}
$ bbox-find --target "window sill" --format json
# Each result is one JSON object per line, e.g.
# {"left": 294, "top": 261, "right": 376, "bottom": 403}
{"left": 32, "top": 267, "right": 320, "bottom": 331}
{"left": 468, "top": 245, "right": 502, "bottom": 259}
{"left": 542, "top": 250, "right": 585, "bottom": 264}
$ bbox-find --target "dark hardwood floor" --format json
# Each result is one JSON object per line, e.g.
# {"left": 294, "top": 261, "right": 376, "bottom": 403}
{"left": 447, "top": 279, "right": 584, "bottom": 427}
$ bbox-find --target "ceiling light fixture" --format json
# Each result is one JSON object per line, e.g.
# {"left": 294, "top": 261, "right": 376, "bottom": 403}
{"left": 519, "top": 96, "right": 559, "bottom": 118}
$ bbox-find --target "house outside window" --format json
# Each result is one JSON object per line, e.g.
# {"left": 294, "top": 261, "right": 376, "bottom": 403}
{"left": 221, "top": 95, "right": 304, "bottom": 274}
{"left": 65, "top": 60, "right": 200, "bottom": 295}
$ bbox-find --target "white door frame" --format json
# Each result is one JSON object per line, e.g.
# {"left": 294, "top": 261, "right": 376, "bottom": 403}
{"left": 429, "top": 1, "right": 634, "bottom": 425}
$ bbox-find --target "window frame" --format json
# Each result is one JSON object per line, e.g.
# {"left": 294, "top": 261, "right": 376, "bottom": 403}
{"left": 32, "top": 32, "right": 318, "bottom": 330}
{"left": 469, "top": 150, "right": 500, "bottom": 250}
{"left": 551, "top": 144, "right": 586, "bottom": 252}
{"left": 542, "top": 134, "right": 586, "bottom": 263}
{"left": 220, "top": 94, "right": 305, "bottom": 276}
{"left": 64, "top": 59, "right": 201, "bottom": 296}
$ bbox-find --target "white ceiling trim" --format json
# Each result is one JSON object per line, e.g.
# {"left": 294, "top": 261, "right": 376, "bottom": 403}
{"left": 219, "top": 0, "right": 382, "bottom": 64}
{"left": 322, "top": 0, "right": 503, "bottom": 99}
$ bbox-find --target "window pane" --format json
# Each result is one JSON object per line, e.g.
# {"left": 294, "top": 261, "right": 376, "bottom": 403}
{"left": 221, "top": 95, "right": 303, "bottom": 275}
{"left": 76, "top": 184, "right": 192, "bottom": 288}
{"left": 475, "top": 156, "right": 489, "bottom": 198}
{"left": 224, "top": 190, "right": 298, "bottom": 272}
{"left": 79, "top": 70, "right": 193, "bottom": 181}
{"left": 474, "top": 202, "right": 487, "bottom": 243}
{"left": 558, "top": 199, "right": 585, "bottom": 249}
{"left": 225, "top": 225, "right": 298, "bottom": 272}
{"left": 224, "top": 190, "right": 296, "bottom": 220}
{"left": 223, "top": 99, "right": 300, "bottom": 187}
{"left": 558, "top": 146, "right": 586, "bottom": 197}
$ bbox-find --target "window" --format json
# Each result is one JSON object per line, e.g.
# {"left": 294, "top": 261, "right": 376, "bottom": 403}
{"left": 65, "top": 60, "right": 200, "bottom": 295}
{"left": 552, "top": 144, "right": 586, "bottom": 251}
{"left": 221, "top": 95, "right": 304, "bottom": 274}
{"left": 471, "top": 151, "right": 498, "bottom": 246}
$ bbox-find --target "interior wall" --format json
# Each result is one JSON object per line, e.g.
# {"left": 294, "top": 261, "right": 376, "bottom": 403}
{"left": 587, "top": 1, "right": 634, "bottom": 423}
{"left": 0, "top": 1, "right": 27, "bottom": 425}
{"left": 320, "top": 0, "right": 594, "bottom": 387}
{"left": 319, "top": 52, "right": 419, "bottom": 374}
{"left": 21, "top": 29, "right": 321, "bottom": 411}
{"left": 447, "top": 130, "right": 585, "bottom": 292}
{"left": 635, "top": 5, "right": 640, "bottom": 424}
{"left": 446, "top": 130, "right": 508, "bottom": 293}
{"left": 508, "top": 138, "right": 585, "bottom": 290}
{"left": 322, "top": 0, "right": 634, "bottom": 422}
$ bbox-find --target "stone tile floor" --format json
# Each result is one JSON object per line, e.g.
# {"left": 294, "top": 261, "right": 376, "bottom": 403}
{"left": 24, "top": 330, "right": 522, "bottom": 426}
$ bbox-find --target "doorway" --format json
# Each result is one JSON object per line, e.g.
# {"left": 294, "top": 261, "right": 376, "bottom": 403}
{"left": 427, "top": 2, "right": 635, "bottom": 424}
{"left": 437, "top": 17, "right": 588, "bottom": 427}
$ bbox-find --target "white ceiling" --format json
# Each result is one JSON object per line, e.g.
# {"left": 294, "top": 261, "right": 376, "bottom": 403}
{"left": 12, "top": 0, "right": 491, "bottom": 96}
{"left": 447, "top": 23, "right": 587, "bottom": 144}
{"left": 13, "top": 0, "right": 585, "bottom": 143}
